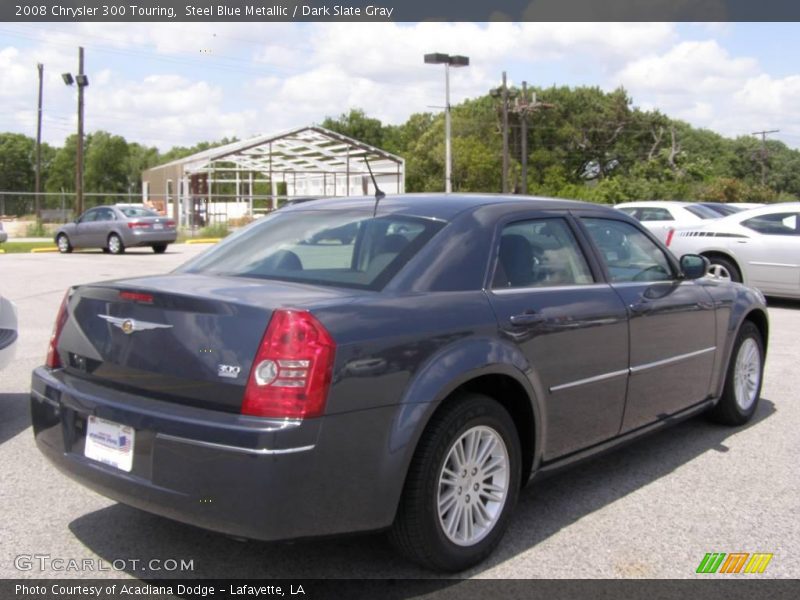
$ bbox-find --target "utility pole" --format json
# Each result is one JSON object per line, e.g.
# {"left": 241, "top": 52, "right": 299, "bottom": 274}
{"left": 35, "top": 63, "right": 43, "bottom": 219}
{"left": 513, "top": 82, "right": 555, "bottom": 195}
{"left": 752, "top": 129, "right": 779, "bottom": 186}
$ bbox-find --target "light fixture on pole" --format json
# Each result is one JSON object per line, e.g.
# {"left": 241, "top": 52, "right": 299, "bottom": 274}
{"left": 62, "top": 47, "right": 89, "bottom": 216}
{"left": 424, "top": 52, "right": 469, "bottom": 193}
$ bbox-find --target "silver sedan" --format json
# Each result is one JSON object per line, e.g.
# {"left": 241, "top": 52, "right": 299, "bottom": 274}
{"left": 0, "top": 294, "right": 17, "bottom": 371}
{"left": 54, "top": 205, "right": 177, "bottom": 254}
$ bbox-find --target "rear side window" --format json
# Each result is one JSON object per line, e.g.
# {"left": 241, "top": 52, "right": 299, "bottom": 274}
{"left": 582, "top": 218, "right": 674, "bottom": 282}
{"left": 179, "top": 211, "right": 444, "bottom": 290}
{"left": 742, "top": 212, "right": 800, "bottom": 235}
{"left": 492, "top": 218, "right": 594, "bottom": 288}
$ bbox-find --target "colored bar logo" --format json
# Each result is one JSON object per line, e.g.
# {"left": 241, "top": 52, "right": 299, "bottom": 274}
{"left": 696, "top": 552, "right": 773, "bottom": 574}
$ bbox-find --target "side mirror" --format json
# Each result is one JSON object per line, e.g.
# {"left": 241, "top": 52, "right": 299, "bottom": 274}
{"left": 680, "top": 254, "right": 709, "bottom": 280}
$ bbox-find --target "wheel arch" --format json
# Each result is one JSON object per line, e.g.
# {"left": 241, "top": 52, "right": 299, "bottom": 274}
{"left": 700, "top": 250, "right": 743, "bottom": 282}
{"left": 390, "top": 339, "right": 544, "bottom": 504}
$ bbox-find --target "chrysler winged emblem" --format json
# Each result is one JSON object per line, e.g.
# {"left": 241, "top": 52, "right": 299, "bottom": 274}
{"left": 98, "top": 314, "right": 173, "bottom": 334}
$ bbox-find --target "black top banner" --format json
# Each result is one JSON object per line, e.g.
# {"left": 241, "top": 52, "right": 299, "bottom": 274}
{"left": 4, "top": 0, "right": 800, "bottom": 22}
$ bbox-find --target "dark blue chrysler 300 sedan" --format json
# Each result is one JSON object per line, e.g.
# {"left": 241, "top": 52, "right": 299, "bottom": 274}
{"left": 31, "top": 194, "right": 768, "bottom": 571}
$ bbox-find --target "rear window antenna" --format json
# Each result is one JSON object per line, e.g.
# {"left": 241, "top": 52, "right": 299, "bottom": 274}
{"left": 364, "top": 156, "right": 385, "bottom": 217}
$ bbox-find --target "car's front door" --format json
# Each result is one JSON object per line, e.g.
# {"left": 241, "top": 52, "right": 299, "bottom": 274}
{"left": 579, "top": 215, "right": 717, "bottom": 433}
{"left": 72, "top": 208, "right": 99, "bottom": 246}
{"left": 91, "top": 207, "right": 117, "bottom": 247}
{"left": 486, "top": 214, "right": 630, "bottom": 460}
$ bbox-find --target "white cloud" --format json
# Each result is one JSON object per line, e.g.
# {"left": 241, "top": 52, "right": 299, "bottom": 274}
{"left": 616, "top": 40, "right": 758, "bottom": 95}
{"left": 3, "top": 23, "right": 800, "bottom": 152}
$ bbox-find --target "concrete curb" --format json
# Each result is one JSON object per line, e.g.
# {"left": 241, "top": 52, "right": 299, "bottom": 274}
{"left": 186, "top": 238, "right": 221, "bottom": 244}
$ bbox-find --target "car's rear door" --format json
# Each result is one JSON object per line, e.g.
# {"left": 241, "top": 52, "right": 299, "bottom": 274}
{"left": 738, "top": 210, "right": 800, "bottom": 295}
{"left": 577, "top": 214, "right": 717, "bottom": 433}
{"left": 486, "top": 213, "right": 630, "bottom": 460}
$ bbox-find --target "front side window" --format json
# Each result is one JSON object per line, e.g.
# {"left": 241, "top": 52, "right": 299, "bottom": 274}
{"left": 178, "top": 211, "right": 444, "bottom": 291}
{"left": 742, "top": 212, "right": 800, "bottom": 236}
{"left": 79, "top": 209, "right": 99, "bottom": 223}
{"left": 582, "top": 218, "right": 674, "bottom": 283}
{"left": 492, "top": 218, "right": 594, "bottom": 289}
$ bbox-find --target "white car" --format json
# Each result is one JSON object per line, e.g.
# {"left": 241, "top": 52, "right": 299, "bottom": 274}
{"left": 0, "top": 295, "right": 18, "bottom": 370}
{"left": 667, "top": 202, "right": 800, "bottom": 299}
{"left": 615, "top": 201, "right": 720, "bottom": 243}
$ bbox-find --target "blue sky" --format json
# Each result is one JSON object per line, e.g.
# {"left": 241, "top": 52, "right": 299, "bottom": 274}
{"left": 1, "top": 22, "right": 799, "bottom": 150}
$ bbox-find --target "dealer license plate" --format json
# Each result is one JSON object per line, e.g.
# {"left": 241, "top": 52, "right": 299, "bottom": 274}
{"left": 84, "top": 416, "right": 135, "bottom": 472}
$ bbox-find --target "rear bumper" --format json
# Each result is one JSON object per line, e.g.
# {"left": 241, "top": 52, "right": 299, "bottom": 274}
{"left": 30, "top": 366, "right": 403, "bottom": 541}
{"left": 124, "top": 230, "right": 177, "bottom": 247}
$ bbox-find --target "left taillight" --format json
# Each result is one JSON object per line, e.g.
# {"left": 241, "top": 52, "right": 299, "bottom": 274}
{"left": 242, "top": 309, "right": 336, "bottom": 419}
{"left": 45, "top": 290, "right": 70, "bottom": 369}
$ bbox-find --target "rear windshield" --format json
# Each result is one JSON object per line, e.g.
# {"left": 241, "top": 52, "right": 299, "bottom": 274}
{"left": 119, "top": 206, "right": 159, "bottom": 218}
{"left": 178, "top": 211, "right": 445, "bottom": 290}
{"left": 684, "top": 204, "right": 720, "bottom": 219}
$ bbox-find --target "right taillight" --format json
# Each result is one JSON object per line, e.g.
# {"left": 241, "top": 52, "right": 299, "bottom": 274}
{"left": 242, "top": 309, "right": 336, "bottom": 419}
{"left": 45, "top": 290, "right": 70, "bottom": 369}
{"left": 665, "top": 228, "right": 675, "bottom": 247}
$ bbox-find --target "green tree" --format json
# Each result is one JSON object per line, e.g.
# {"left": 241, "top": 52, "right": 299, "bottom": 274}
{"left": 84, "top": 131, "right": 130, "bottom": 202}
{"left": 0, "top": 132, "right": 36, "bottom": 192}
{"left": 321, "top": 109, "right": 385, "bottom": 148}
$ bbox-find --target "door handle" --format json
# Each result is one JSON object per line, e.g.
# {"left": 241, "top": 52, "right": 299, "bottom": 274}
{"left": 629, "top": 301, "right": 651, "bottom": 315}
{"left": 509, "top": 311, "right": 545, "bottom": 326}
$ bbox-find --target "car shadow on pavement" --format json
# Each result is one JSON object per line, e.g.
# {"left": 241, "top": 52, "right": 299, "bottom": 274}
{"left": 0, "top": 393, "right": 31, "bottom": 446}
{"left": 67, "top": 399, "right": 776, "bottom": 583}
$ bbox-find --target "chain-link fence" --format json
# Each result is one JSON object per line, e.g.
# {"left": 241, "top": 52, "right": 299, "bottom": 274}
{"left": 0, "top": 191, "right": 312, "bottom": 223}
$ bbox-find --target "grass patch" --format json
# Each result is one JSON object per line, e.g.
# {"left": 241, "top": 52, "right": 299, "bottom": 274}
{"left": 0, "top": 241, "right": 58, "bottom": 253}
{"left": 198, "top": 223, "right": 230, "bottom": 239}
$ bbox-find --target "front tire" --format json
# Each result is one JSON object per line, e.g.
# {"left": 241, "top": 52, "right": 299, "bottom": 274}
{"left": 152, "top": 244, "right": 168, "bottom": 254}
{"left": 56, "top": 234, "right": 72, "bottom": 254}
{"left": 107, "top": 233, "right": 125, "bottom": 255}
{"left": 708, "top": 321, "right": 764, "bottom": 426}
{"left": 389, "top": 394, "right": 521, "bottom": 571}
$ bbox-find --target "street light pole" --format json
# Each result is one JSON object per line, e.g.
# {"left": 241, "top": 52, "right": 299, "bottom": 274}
{"left": 444, "top": 61, "right": 452, "bottom": 194}
{"left": 424, "top": 53, "right": 469, "bottom": 193}
{"left": 62, "top": 47, "right": 89, "bottom": 216}
{"left": 76, "top": 46, "right": 85, "bottom": 216}
{"left": 35, "top": 63, "right": 43, "bottom": 219}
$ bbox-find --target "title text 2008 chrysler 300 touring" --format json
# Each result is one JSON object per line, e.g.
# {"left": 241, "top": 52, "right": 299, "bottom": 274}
{"left": 31, "top": 195, "right": 768, "bottom": 571}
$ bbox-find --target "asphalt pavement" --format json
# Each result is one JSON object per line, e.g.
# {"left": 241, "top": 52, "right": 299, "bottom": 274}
{"left": 0, "top": 244, "right": 797, "bottom": 579}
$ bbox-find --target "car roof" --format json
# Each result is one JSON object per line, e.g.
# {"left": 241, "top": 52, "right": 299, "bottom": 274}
{"left": 614, "top": 201, "right": 694, "bottom": 208}
{"left": 277, "top": 193, "right": 612, "bottom": 221}
{"left": 725, "top": 202, "right": 800, "bottom": 219}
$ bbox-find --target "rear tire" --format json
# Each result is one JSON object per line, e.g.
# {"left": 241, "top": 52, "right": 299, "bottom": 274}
{"left": 152, "top": 244, "right": 167, "bottom": 254}
{"left": 56, "top": 234, "right": 72, "bottom": 254}
{"left": 705, "top": 255, "right": 742, "bottom": 283}
{"left": 708, "top": 321, "right": 764, "bottom": 426}
{"left": 107, "top": 233, "right": 125, "bottom": 255}
{"left": 389, "top": 393, "right": 521, "bottom": 572}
